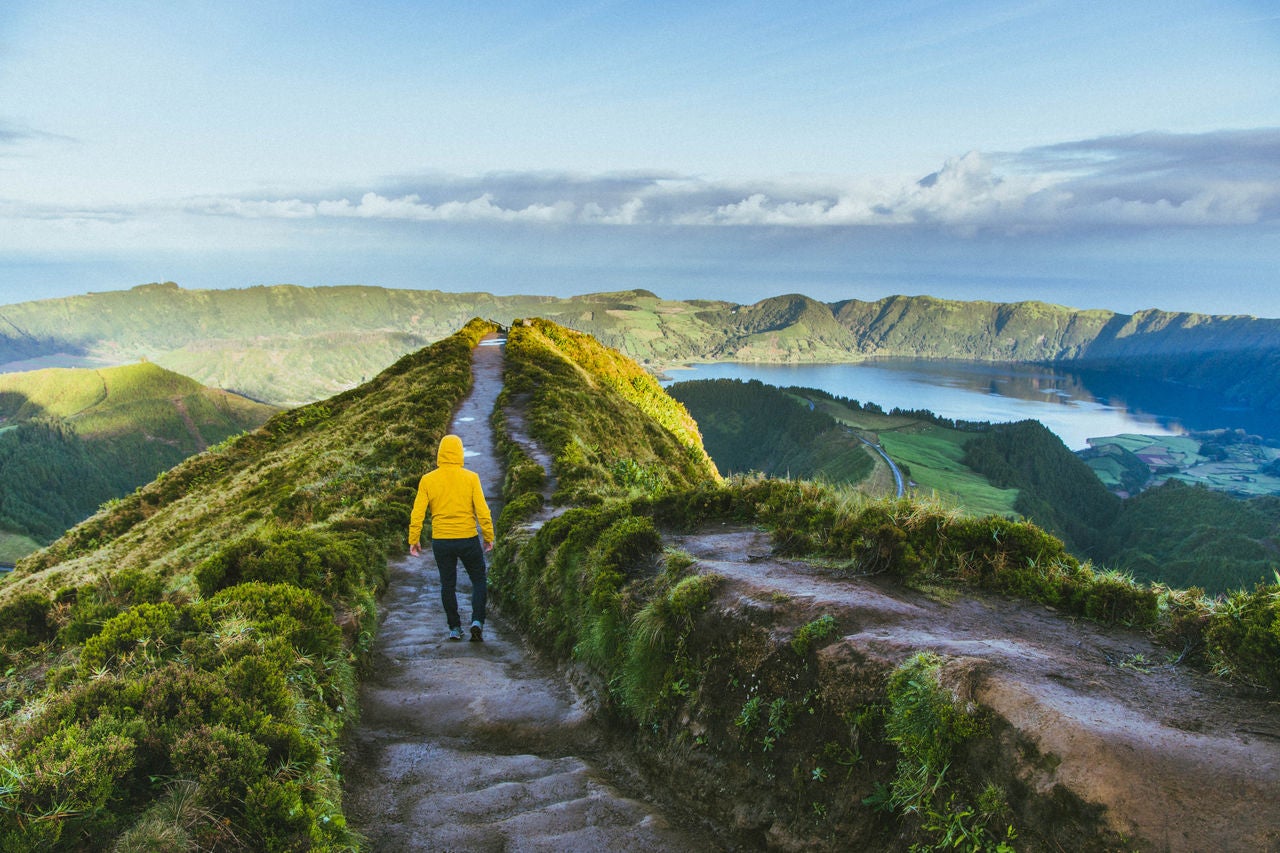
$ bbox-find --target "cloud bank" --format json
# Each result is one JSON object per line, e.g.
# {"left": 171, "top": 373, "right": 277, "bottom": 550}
{"left": 176, "top": 129, "right": 1279, "bottom": 234}
{"left": 9, "top": 129, "right": 1280, "bottom": 238}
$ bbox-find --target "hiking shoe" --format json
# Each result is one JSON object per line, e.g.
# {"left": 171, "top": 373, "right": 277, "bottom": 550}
{"left": 470, "top": 622, "right": 483, "bottom": 643}
{"left": 448, "top": 627, "right": 463, "bottom": 641}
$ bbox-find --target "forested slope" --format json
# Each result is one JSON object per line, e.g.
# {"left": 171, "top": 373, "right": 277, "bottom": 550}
{"left": 667, "top": 378, "right": 875, "bottom": 485}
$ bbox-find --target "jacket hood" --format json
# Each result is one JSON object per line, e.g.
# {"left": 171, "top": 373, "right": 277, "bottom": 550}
{"left": 437, "top": 434, "right": 465, "bottom": 467}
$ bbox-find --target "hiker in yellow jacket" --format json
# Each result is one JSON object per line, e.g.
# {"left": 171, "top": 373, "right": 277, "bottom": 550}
{"left": 409, "top": 434, "right": 495, "bottom": 642}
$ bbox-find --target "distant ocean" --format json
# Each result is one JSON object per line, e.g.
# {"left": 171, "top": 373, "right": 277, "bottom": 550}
{"left": 4, "top": 224, "right": 1279, "bottom": 317}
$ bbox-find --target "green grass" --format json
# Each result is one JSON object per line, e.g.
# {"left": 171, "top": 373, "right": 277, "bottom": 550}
{"left": 0, "top": 319, "right": 496, "bottom": 850}
{"left": 0, "top": 530, "right": 41, "bottom": 564}
{"left": 878, "top": 426, "right": 1019, "bottom": 517}
{"left": 0, "top": 367, "right": 107, "bottom": 419}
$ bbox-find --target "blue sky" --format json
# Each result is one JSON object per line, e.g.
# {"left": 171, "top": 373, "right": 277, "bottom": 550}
{"left": 2, "top": 1, "right": 1279, "bottom": 315}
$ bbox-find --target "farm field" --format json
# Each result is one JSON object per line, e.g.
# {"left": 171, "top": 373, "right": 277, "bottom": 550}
{"left": 1087, "top": 433, "right": 1280, "bottom": 497}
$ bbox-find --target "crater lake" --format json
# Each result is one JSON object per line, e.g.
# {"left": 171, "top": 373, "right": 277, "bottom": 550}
{"left": 663, "top": 359, "right": 1277, "bottom": 450}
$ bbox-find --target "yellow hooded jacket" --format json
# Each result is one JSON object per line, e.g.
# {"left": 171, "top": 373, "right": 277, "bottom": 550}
{"left": 408, "top": 434, "right": 494, "bottom": 546}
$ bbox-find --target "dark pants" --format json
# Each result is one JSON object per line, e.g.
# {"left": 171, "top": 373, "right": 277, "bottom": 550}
{"left": 431, "top": 536, "right": 487, "bottom": 629}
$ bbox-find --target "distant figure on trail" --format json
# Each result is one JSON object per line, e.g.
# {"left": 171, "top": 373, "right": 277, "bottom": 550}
{"left": 408, "top": 434, "right": 495, "bottom": 642}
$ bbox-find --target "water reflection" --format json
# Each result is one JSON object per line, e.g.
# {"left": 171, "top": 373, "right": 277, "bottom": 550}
{"left": 662, "top": 359, "right": 1273, "bottom": 450}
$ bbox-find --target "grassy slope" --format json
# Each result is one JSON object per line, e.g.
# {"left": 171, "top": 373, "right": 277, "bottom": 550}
{"left": 0, "top": 320, "right": 495, "bottom": 850}
{"left": 809, "top": 395, "right": 1019, "bottom": 516}
{"left": 490, "top": 319, "right": 1280, "bottom": 852}
{"left": 0, "top": 363, "right": 279, "bottom": 561}
{"left": 878, "top": 425, "right": 1020, "bottom": 517}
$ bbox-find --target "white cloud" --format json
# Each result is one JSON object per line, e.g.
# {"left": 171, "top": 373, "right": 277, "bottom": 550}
{"left": 7, "top": 129, "right": 1279, "bottom": 240}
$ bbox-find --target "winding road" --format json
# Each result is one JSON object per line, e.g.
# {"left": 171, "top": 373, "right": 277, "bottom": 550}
{"left": 858, "top": 435, "right": 905, "bottom": 498}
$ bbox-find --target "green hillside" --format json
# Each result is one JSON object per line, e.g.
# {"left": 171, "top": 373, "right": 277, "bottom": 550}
{"left": 490, "top": 320, "right": 1280, "bottom": 851}
{"left": 0, "top": 320, "right": 494, "bottom": 849}
{"left": 667, "top": 378, "right": 876, "bottom": 485}
{"left": 961, "top": 421, "right": 1279, "bottom": 593}
{"left": 2, "top": 317, "right": 1276, "bottom": 851}
{"left": 0, "top": 362, "right": 278, "bottom": 563}
{"left": 4, "top": 282, "right": 1279, "bottom": 411}
{"left": 1098, "top": 480, "right": 1280, "bottom": 593}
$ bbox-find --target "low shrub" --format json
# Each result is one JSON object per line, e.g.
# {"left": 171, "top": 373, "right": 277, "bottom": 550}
{"left": 77, "top": 601, "right": 179, "bottom": 676}
{"left": 1204, "top": 581, "right": 1280, "bottom": 691}
{"left": 619, "top": 572, "right": 721, "bottom": 719}
{"left": 791, "top": 614, "right": 838, "bottom": 657}
{"left": 496, "top": 491, "right": 543, "bottom": 537}
{"left": 0, "top": 590, "right": 55, "bottom": 652}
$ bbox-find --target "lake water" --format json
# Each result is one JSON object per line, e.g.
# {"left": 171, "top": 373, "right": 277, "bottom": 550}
{"left": 662, "top": 359, "right": 1275, "bottom": 450}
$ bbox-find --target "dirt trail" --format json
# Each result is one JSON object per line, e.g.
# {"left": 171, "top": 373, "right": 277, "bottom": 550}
{"left": 342, "top": 334, "right": 711, "bottom": 852}
{"left": 671, "top": 525, "right": 1280, "bottom": 853}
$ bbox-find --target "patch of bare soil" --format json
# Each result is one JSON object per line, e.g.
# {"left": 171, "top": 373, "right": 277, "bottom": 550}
{"left": 342, "top": 335, "right": 714, "bottom": 851}
{"left": 670, "top": 525, "right": 1280, "bottom": 853}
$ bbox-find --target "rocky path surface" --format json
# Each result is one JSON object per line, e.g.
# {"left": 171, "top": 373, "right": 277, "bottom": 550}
{"left": 671, "top": 525, "right": 1280, "bottom": 853}
{"left": 342, "top": 334, "right": 711, "bottom": 852}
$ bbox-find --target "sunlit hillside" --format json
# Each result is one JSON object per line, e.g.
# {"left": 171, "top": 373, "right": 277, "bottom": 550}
{"left": 0, "top": 320, "right": 494, "bottom": 850}
{"left": 0, "top": 362, "right": 277, "bottom": 563}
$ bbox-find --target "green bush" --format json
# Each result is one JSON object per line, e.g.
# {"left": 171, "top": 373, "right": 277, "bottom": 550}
{"left": 495, "top": 491, "right": 543, "bottom": 536}
{"left": 4, "top": 715, "right": 141, "bottom": 846}
{"left": 77, "top": 602, "right": 179, "bottom": 675}
{"left": 620, "top": 572, "right": 720, "bottom": 718}
{"left": 193, "top": 582, "right": 341, "bottom": 659}
{"left": 193, "top": 525, "right": 378, "bottom": 600}
{"left": 791, "top": 614, "right": 838, "bottom": 656}
{"left": 0, "top": 590, "right": 55, "bottom": 652}
{"left": 883, "top": 653, "right": 978, "bottom": 772}
{"left": 1204, "top": 581, "right": 1280, "bottom": 691}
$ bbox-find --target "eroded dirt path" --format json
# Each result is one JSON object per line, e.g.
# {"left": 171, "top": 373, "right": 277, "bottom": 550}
{"left": 342, "top": 334, "right": 710, "bottom": 852}
{"left": 671, "top": 525, "right": 1280, "bottom": 853}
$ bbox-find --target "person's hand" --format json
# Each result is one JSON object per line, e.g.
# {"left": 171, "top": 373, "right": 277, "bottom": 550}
{"left": 484, "top": 540, "right": 494, "bottom": 553}
{"left": 409, "top": 543, "right": 420, "bottom": 557}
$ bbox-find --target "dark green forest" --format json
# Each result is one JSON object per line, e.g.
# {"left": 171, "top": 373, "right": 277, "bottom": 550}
{"left": 673, "top": 381, "right": 1279, "bottom": 595}
{"left": 962, "top": 420, "right": 1121, "bottom": 556}
{"left": 667, "top": 378, "right": 874, "bottom": 483}
{"left": 0, "top": 420, "right": 131, "bottom": 543}
{"left": 963, "top": 421, "right": 1280, "bottom": 593}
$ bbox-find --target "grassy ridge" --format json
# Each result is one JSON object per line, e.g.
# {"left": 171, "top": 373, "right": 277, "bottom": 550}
{"left": 5, "top": 282, "right": 1280, "bottom": 411}
{"left": 498, "top": 318, "right": 718, "bottom": 503}
{"left": 491, "top": 318, "right": 1280, "bottom": 848}
{"left": 0, "top": 363, "right": 277, "bottom": 563}
{"left": 0, "top": 320, "right": 496, "bottom": 850}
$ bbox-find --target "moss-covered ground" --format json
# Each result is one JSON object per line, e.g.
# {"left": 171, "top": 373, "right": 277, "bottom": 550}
{"left": 0, "top": 320, "right": 496, "bottom": 850}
